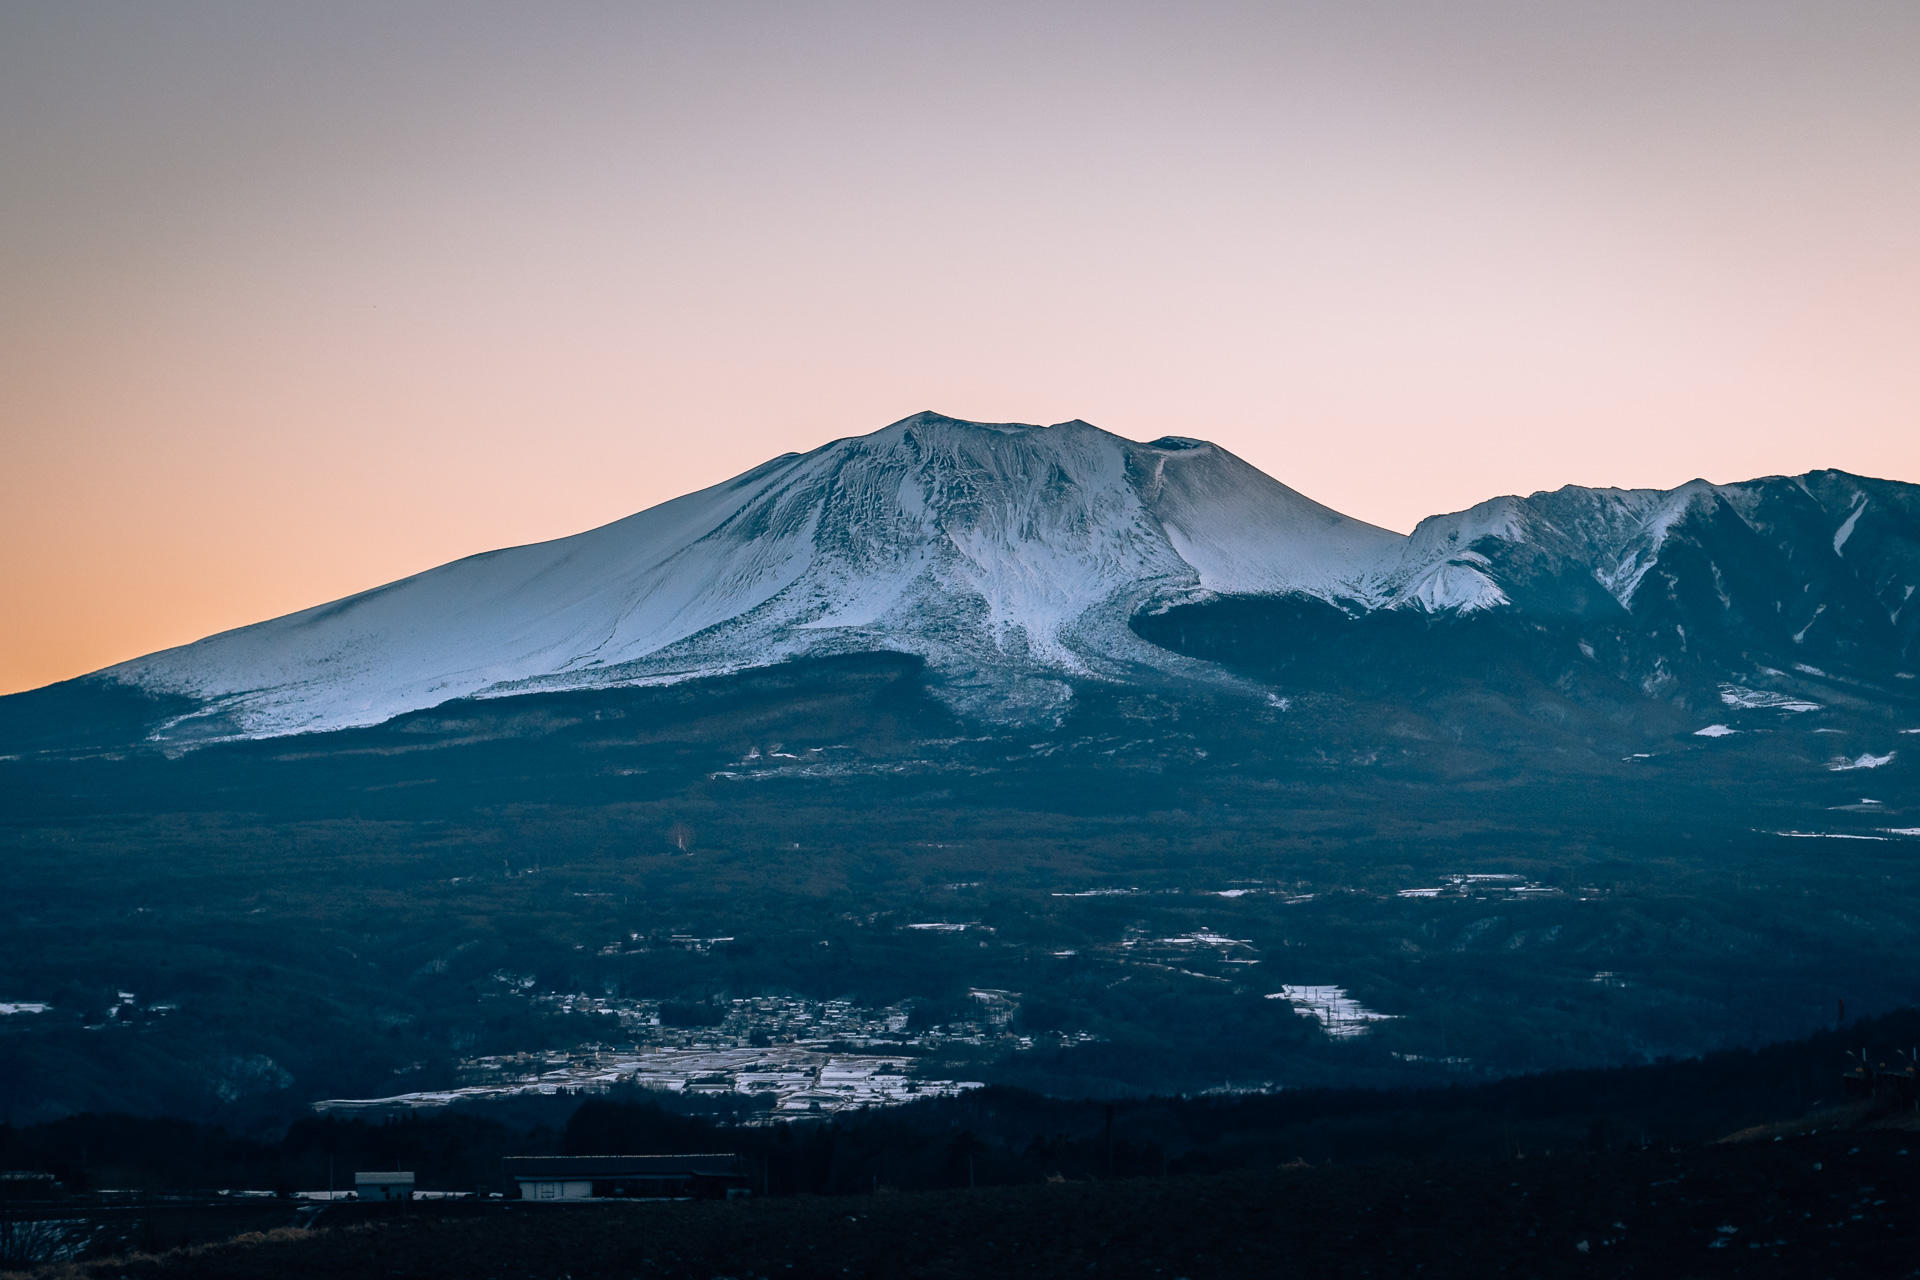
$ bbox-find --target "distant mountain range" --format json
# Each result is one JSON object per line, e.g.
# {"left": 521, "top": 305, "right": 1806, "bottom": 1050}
{"left": 6, "top": 411, "right": 1918, "bottom": 749}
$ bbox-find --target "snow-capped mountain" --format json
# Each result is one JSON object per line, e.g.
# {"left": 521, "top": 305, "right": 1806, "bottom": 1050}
{"left": 100, "top": 414, "right": 1400, "bottom": 740}
{"left": 30, "top": 413, "right": 1920, "bottom": 744}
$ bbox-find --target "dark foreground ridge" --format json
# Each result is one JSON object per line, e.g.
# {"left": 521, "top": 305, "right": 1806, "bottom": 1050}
{"left": 21, "top": 1124, "right": 1918, "bottom": 1280}
{"left": 3, "top": 1015, "right": 1916, "bottom": 1275}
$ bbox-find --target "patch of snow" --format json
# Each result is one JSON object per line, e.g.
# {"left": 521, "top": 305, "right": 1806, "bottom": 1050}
{"left": 1719, "top": 685, "right": 1822, "bottom": 713}
{"left": 1396, "top": 874, "right": 1554, "bottom": 900}
{"left": 1832, "top": 494, "right": 1867, "bottom": 554}
{"left": 1134, "top": 931, "right": 1255, "bottom": 953}
{"left": 1266, "top": 985, "right": 1397, "bottom": 1038}
{"left": 1391, "top": 555, "right": 1511, "bottom": 613}
{"left": 1882, "top": 829, "right": 1920, "bottom": 837}
{"left": 1830, "top": 752, "right": 1895, "bottom": 772}
{"left": 1375, "top": 498, "right": 1533, "bottom": 609}
{"left": 0, "top": 1002, "right": 51, "bottom": 1015}
{"left": 1694, "top": 724, "right": 1737, "bottom": 737}
{"left": 1772, "top": 831, "right": 1889, "bottom": 840}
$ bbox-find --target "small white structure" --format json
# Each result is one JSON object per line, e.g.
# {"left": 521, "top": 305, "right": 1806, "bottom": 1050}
{"left": 502, "top": 1155, "right": 745, "bottom": 1201}
{"left": 355, "top": 1171, "right": 415, "bottom": 1201}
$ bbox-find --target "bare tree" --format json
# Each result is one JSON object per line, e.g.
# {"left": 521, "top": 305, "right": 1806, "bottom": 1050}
{"left": 0, "top": 1214, "right": 91, "bottom": 1268}
{"left": 666, "top": 822, "right": 694, "bottom": 854}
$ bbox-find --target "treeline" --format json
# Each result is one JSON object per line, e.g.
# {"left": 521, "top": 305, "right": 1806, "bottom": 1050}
{"left": 3, "top": 1008, "right": 1909, "bottom": 1197}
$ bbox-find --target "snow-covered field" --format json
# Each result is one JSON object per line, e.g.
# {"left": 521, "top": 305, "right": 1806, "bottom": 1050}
{"left": 1718, "top": 685, "right": 1822, "bottom": 713}
{"left": 1396, "top": 874, "right": 1560, "bottom": 900}
{"left": 1267, "top": 986, "right": 1398, "bottom": 1039}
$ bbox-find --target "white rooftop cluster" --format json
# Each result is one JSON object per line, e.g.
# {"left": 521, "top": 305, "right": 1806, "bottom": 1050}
{"left": 312, "top": 1046, "right": 982, "bottom": 1118}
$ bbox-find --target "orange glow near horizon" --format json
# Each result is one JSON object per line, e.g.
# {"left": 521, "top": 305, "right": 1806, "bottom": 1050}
{"left": 3, "top": 2, "right": 1917, "bottom": 694}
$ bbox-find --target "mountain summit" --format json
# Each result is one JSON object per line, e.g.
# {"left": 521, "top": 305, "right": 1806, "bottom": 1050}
{"left": 26, "top": 413, "right": 1920, "bottom": 744}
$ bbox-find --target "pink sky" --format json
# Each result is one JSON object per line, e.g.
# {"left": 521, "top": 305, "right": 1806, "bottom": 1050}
{"left": 3, "top": 1, "right": 1916, "bottom": 694}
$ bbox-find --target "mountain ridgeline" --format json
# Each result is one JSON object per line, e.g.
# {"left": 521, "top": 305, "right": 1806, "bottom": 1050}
{"left": 3, "top": 412, "right": 1917, "bottom": 756}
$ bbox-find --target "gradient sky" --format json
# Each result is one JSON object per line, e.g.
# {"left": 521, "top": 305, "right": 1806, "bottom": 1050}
{"left": 3, "top": 1, "right": 1916, "bottom": 694}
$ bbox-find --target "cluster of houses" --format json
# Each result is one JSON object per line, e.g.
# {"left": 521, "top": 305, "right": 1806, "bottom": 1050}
{"left": 313, "top": 1046, "right": 983, "bottom": 1117}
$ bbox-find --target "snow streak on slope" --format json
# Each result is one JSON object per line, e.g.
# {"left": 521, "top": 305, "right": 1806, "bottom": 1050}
{"left": 106, "top": 414, "right": 1398, "bottom": 740}
{"left": 1373, "top": 496, "right": 1537, "bottom": 612}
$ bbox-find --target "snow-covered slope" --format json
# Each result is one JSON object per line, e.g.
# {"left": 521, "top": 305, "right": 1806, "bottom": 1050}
{"left": 1367, "top": 471, "right": 1920, "bottom": 694}
{"left": 78, "top": 414, "right": 1920, "bottom": 744}
{"left": 104, "top": 414, "right": 1398, "bottom": 740}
